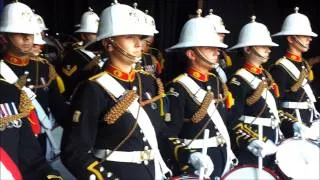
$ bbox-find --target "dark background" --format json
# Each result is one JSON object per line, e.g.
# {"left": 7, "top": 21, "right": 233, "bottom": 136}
{"left": 1, "top": 0, "right": 319, "bottom": 82}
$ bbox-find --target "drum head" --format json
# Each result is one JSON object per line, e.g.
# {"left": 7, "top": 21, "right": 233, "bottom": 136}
{"left": 222, "top": 165, "right": 278, "bottom": 180}
{"left": 276, "top": 138, "right": 320, "bottom": 179}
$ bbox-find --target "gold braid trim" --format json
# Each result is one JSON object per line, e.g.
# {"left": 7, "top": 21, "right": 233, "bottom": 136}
{"left": 31, "top": 57, "right": 58, "bottom": 89}
{"left": 104, "top": 90, "right": 138, "bottom": 124}
{"left": 246, "top": 81, "right": 268, "bottom": 106}
{"left": 19, "top": 89, "right": 34, "bottom": 113}
{"left": 140, "top": 77, "right": 165, "bottom": 107}
{"left": 190, "top": 91, "right": 214, "bottom": 123}
{"left": 0, "top": 90, "right": 33, "bottom": 130}
{"left": 278, "top": 110, "right": 298, "bottom": 123}
{"left": 290, "top": 68, "right": 307, "bottom": 92}
{"left": 264, "top": 70, "right": 275, "bottom": 85}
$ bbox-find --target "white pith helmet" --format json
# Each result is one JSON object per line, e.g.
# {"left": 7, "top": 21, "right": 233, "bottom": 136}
{"left": 34, "top": 13, "right": 48, "bottom": 31}
{"left": 33, "top": 14, "right": 46, "bottom": 45}
{"left": 96, "top": 1, "right": 153, "bottom": 42}
{"left": 33, "top": 31, "right": 46, "bottom": 45}
{"left": 0, "top": 1, "right": 37, "bottom": 34}
{"left": 205, "top": 9, "right": 230, "bottom": 34}
{"left": 75, "top": 7, "right": 100, "bottom": 34}
{"left": 229, "top": 16, "right": 278, "bottom": 50}
{"left": 272, "top": 7, "right": 317, "bottom": 37}
{"left": 145, "top": 10, "right": 159, "bottom": 35}
{"left": 166, "top": 9, "right": 227, "bottom": 52}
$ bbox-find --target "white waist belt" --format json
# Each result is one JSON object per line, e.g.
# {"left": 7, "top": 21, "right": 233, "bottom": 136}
{"left": 239, "top": 115, "right": 279, "bottom": 128}
{"left": 281, "top": 102, "right": 311, "bottom": 110}
{"left": 183, "top": 135, "right": 226, "bottom": 149}
{"left": 93, "top": 149, "right": 154, "bottom": 164}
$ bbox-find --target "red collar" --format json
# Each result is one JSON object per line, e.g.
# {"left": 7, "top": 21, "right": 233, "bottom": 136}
{"left": 285, "top": 51, "right": 302, "bottom": 62}
{"left": 187, "top": 68, "right": 208, "bottom": 82}
{"left": 3, "top": 53, "right": 30, "bottom": 66}
{"left": 105, "top": 65, "right": 135, "bottom": 82}
{"left": 245, "top": 63, "right": 263, "bottom": 75}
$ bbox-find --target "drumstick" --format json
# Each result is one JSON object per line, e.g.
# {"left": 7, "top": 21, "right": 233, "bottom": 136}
{"left": 199, "top": 129, "right": 210, "bottom": 180}
{"left": 258, "top": 124, "right": 263, "bottom": 179}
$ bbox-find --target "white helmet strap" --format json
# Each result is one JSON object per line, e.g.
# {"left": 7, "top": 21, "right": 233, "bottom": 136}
{"left": 292, "top": 35, "right": 309, "bottom": 51}
{"left": 108, "top": 38, "right": 141, "bottom": 63}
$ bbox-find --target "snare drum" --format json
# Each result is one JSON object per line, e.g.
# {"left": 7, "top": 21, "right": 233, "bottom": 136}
{"left": 221, "top": 164, "right": 279, "bottom": 180}
{"left": 275, "top": 138, "right": 320, "bottom": 179}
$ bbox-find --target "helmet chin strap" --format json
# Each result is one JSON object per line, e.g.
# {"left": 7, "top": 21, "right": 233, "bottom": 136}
{"left": 251, "top": 47, "right": 268, "bottom": 61}
{"left": 193, "top": 48, "right": 218, "bottom": 68}
{"left": 108, "top": 38, "right": 141, "bottom": 63}
{"left": 292, "top": 35, "right": 309, "bottom": 51}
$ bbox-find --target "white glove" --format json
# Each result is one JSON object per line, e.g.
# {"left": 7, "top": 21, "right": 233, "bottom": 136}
{"left": 189, "top": 152, "right": 214, "bottom": 178}
{"left": 293, "top": 122, "right": 309, "bottom": 138}
{"left": 247, "top": 140, "right": 264, "bottom": 157}
{"left": 247, "top": 140, "right": 277, "bottom": 157}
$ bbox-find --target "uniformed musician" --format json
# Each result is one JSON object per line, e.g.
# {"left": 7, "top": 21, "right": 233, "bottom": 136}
{"left": 205, "top": 9, "right": 232, "bottom": 83}
{"left": 227, "top": 16, "right": 306, "bottom": 167}
{"left": 269, "top": 7, "right": 319, "bottom": 139}
{"left": 165, "top": 9, "right": 237, "bottom": 179}
{"left": 0, "top": 1, "right": 67, "bottom": 160}
{"left": 60, "top": 2, "right": 210, "bottom": 179}
{"left": 0, "top": 79, "right": 62, "bottom": 180}
{"left": 57, "top": 7, "right": 102, "bottom": 100}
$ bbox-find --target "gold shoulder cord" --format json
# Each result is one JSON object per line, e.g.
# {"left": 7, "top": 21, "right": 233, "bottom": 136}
{"left": 290, "top": 68, "right": 307, "bottom": 92}
{"left": 0, "top": 89, "right": 33, "bottom": 131}
{"left": 104, "top": 90, "right": 138, "bottom": 124}
{"left": 30, "top": 57, "right": 58, "bottom": 90}
{"left": 140, "top": 75, "right": 165, "bottom": 107}
{"left": 245, "top": 73, "right": 269, "bottom": 106}
{"left": 191, "top": 90, "right": 214, "bottom": 123}
{"left": 100, "top": 73, "right": 143, "bottom": 163}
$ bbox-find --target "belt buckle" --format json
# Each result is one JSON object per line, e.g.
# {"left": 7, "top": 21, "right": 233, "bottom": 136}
{"left": 140, "top": 150, "right": 152, "bottom": 165}
{"left": 216, "top": 135, "right": 225, "bottom": 146}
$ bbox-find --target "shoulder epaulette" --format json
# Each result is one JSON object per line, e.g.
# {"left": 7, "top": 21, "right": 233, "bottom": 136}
{"left": 89, "top": 71, "right": 107, "bottom": 81}
{"left": 275, "top": 57, "right": 287, "bottom": 65}
{"left": 172, "top": 74, "right": 186, "bottom": 83}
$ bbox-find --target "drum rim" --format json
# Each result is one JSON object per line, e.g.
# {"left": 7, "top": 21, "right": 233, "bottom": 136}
{"left": 221, "top": 164, "right": 280, "bottom": 180}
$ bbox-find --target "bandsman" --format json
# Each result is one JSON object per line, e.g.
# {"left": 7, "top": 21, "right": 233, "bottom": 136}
{"left": 0, "top": 1, "right": 67, "bottom": 161}
{"left": 165, "top": 9, "right": 237, "bottom": 179}
{"left": 270, "top": 7, "right": 319, "bottom": 139}
{"left": 57, "top": 7, "right": 102, "bottom": 100}
{"left": 205, "top": 9, "right": 232, "bottom": 83}
{"left": 227, "top": 16, "right": 306, "bottom": 167}
{"left": 0, "top": 79, "right": 62, "bottom": 180}
{"left": 61, "top": 2, "right": 209, "bottom": 179}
